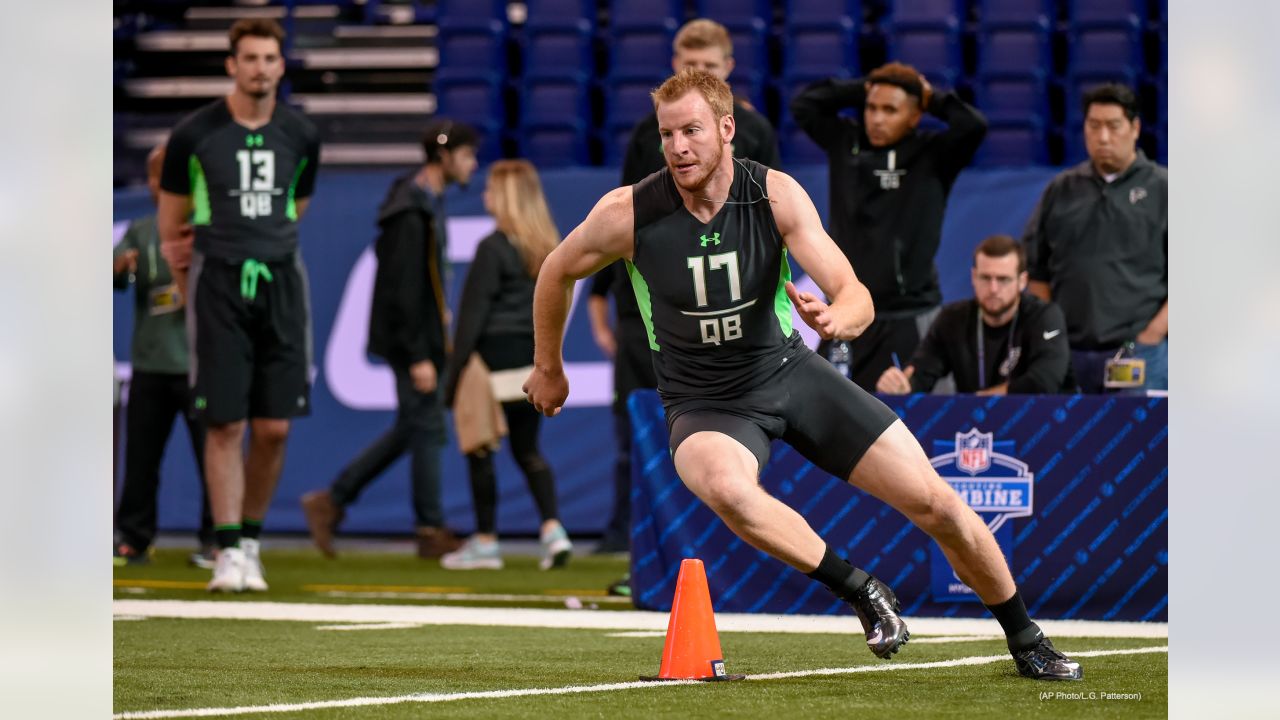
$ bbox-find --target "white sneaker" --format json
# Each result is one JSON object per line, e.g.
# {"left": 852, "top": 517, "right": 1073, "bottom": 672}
{"left": 539, "top": 525, "right": 573, "bottom": 571}
{"left": 440, "top": 538, "right": 504, "bottom": 570}
{"left": 240, "top": 538, "right": 268, "bottom": 592}
{"left": 207, "top": 547, "right": 247, "bottom": 593}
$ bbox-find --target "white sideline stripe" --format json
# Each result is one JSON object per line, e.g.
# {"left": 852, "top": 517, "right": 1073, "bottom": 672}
{"left": 112, "top": 600, "right": 1169, "bottom": 639}
{"left": 606, "top": 631, "right": 668, "bottom": 638}
{"left": 908, "top": 635, "right": 1003, "bottom": 645}
{"left": 315, "top": 622, "right": 424, "bottom": 632}
{"left": 112, "top": 646, "right": 1168, "bottom": 719}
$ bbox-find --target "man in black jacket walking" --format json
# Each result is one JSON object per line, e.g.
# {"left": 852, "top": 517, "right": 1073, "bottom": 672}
{"left": 791, "top": 62, "right": 987, "bottom": 392}
{"left": 301, "top": 120, "right": 479, "bottom": 559}
{"left": 876, "top": 235, "right": 1074, "bottom": 395}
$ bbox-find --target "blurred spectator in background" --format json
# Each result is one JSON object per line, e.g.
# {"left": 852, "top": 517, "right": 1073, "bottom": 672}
{"left": 877, "top": 235, "right": 1074, "bottom": 395}
{"left": 1023, "top": 84, "right": 1167, "bottom": 394}
{"left": 113, "top": 146, "right": 215, "bottom": 568}
{"left": 791, "top": 62, "right": 987, "bottom": 392}
{"left": 301, "top": 120, "right": 478, "bottom": 559}
{"left": 158, "top": 18, "right": 321, "bottom": 592}
{"left": 441, "top": 160, "right": 573, "bottom": 571}
{"left": 621, "top": 18, "right": 780, "bottom": 185}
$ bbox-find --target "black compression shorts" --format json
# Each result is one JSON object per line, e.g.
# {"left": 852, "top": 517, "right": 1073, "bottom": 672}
{"left": 664, "top": 348, "right": 899, "bottom": 480}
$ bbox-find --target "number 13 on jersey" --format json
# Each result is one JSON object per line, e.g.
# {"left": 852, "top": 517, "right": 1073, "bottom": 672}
{"left": 235, "top": 149, "right": 277, "bottom": 218}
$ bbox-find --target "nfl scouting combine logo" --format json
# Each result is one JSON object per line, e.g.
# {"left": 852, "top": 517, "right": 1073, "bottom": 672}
{"left": 928, "top": 428, "right": 1034, "bottom": 601}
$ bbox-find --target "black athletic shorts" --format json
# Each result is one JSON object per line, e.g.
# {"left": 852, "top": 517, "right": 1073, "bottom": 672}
{"left": 664, "top": 348, "right": 899, "bottom": 480}
{"left": 187, "top": 251, "right": 312, "bottom": 424}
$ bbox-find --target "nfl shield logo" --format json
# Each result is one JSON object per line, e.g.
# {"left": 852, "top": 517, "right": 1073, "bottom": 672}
{"left": 956, "top": 429, "right": 993, "bottom": 475}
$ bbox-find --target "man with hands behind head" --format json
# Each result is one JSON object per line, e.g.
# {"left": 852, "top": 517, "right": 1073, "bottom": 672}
{"left": 791, "top": 62, "right": 987, "bottom": 392}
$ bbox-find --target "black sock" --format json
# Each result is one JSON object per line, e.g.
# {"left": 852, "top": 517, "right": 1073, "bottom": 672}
{"left": 242, "top": 518, "right": 263, "bottom": 541}
{"left": 806, "top": 545, "right": 871, "bottom": 599}
{"left": 214, "top": 524, "right": 242, "bottom": 550}
{"left": 985, "top": 590, "right": 1041, "bottom": 651}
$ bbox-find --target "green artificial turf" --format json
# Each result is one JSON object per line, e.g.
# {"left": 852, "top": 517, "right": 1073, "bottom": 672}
{"left": 115, "top": 619, "right": 1166, "bottom": 719}
{"left": 114, "top": 547, "right": 1167, "bottom": 719}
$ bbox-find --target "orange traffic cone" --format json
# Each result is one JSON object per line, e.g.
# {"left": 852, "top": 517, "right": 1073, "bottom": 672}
{"left": 640, "top": 558, "right": 745, "bottom": 681}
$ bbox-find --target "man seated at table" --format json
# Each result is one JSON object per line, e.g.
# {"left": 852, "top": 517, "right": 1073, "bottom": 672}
{"left": 877, "top": 235, "right": 1074, "bottom": 395}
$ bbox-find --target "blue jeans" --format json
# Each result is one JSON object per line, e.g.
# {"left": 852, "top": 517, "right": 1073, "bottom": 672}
{"left": 330, "top": 362, "right": 447, "bottom": 527}
{"left": 1071, "top": 338, "right": 1168, "bottom": 394}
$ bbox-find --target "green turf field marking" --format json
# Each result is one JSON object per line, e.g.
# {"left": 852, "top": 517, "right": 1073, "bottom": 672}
{"left": 112, "top": 645, "right": 1167, "bottom": 720}
{"left": 317, "top": 590, "right": 634, "bottom": 605}
{"left": 314, "top": 622, "right": 425, "bottom": 632}
{"left": 115, "top": 579, "right": 207, "bottom": 590}
{"left": 303, "top": 583, "right": 471, "bottom": 593}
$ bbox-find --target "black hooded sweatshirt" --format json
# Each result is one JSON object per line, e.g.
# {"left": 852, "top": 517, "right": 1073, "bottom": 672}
{"left": 366, "top": 172, "right": 449, "bottom": 371}
{"left": 791, "top": 78, "right": 987, "bottom": 315}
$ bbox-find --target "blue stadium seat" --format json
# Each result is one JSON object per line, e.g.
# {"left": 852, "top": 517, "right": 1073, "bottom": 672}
{"left": 977, "top": 28, "right": 1051, "bottom": 78}
{"left": 693, "top": 0, "right": 772, "bottom": 30}
{"left": 886, "top": 0, "right": 963, "bottom": 30}
{"left": 973, "top": 120, "right": 1047, "bottom": 166}
{"left": 609, "top": 0, "right": 682, "bottom": 32}
{"left": 523, "top": 25, "right": 593, "bottom": 79}
{"left": 785, "top": 0, "right": 862, "bottom": 30}
{"left": 1067, "top": 27, "right": 1142, "bottom": 78}
{"left": 524, "top": 0, "right": 596, "bottom": 31}
{"left": 783, "top": 24, "right": 858, "bottom": 83}
{"left": 728, "top": 23, "right": 769, "bottom": 110}
{"left": 973, "top": 75, "right": 1049, "bottom": 123}
{"left": 520, "top": 125, "right": 591, "bottom": 167}
{"left": 609, "top": 30, "right": 676, "bottom": 81}
{"left": 522, "top": 77, "right": 590, "bottom": 126}
{"left": 603, "top": 123, "right": 646, "bottom": 165}
{"left": 977, "top": 0, "right": 1052, "bottom": 30}
{"left": 1068, "top": 0, "right": 1143, "bottom": 29}
{"left": 886, "top": 29, "right": 961, "bottom": 87}
{"left": 436, "top": 29, "right": 507, "bottom": 80}
{"left": 780, "top": 122, "right": 828, "bottom": 166}
{"left": 604, "top": 77, "right": 662, "bottom": 130}
{"left": 434, "top": 73, "right": 504, "bottom": 121}
{"left": 436, "top": 0, "right": 508, "bottom": 31}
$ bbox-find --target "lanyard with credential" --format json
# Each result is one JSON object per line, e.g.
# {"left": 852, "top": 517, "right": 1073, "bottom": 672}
{"left": 975, "top": 306, "right": 1017, "bottom": 389}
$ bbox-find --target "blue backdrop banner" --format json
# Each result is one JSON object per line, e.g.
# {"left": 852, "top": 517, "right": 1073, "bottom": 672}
{"left": 113, "top": 165, "right": 1062, "bottom": 537}
{"left": 628, "top": 390, "right": 1168, "bottom": 622}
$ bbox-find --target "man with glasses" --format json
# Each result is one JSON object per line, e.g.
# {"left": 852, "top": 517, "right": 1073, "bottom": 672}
{"left": 877, "top": 235, "right": 1074, "bottom": 395}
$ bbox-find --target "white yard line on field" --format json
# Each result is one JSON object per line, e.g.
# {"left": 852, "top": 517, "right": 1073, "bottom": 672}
{"left": 113, "top": 645, "right": 1169, "bottom": 719}
{"left": 112, "top": 599, "right": 1168, "bottom": 639}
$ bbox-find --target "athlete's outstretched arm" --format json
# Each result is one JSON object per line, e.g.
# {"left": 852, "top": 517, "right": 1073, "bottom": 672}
{"left": 766, "top": 170, "right": 874, "bottom": 340}
{"left": 524, "top": 187, "right": 635, "bottom": 416}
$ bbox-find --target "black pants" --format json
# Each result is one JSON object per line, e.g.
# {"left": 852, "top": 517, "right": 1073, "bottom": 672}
{"left": 330, "top": 362, "right": 447, "bottom": 528}
{"left": 115, "top": 371, "right": 212, "bottom": 551}
{"left": 466, "top": 400, "right": 560, "bottom": 534}
{"left": 600, "top": 399, "right": 634, "bottom": 547}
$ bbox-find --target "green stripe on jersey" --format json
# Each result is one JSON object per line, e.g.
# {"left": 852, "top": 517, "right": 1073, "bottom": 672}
{"left": 625, "top": 260, "right": 660, "bottom": 351}
{"left": 285, "top": 157, "right": 309, "bottom": 221}
{"left": 774, "top": 248, "right": 793, "bottom": 337}
{"left": 189, "top": 156, "right": 211, "bottom": 225}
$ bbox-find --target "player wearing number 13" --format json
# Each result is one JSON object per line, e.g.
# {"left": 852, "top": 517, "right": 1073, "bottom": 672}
{"left": 525, "top": 69, "right": 1081, "bottom": 680}
{"left": 157, "top": 18, "right": 320, "bottom": 593}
